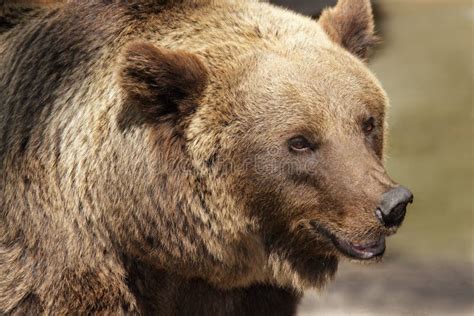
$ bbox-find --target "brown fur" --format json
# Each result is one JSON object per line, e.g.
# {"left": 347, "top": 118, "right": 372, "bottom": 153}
{"left": 1, "top": 0, "right": 406, "bottom": 314}
{"left": 319, "top": 0, "right": 378, "bottom": 60}
{"left": 121, "top": 42, "right": 209, "bottom": 121}
{"left": 0, "top": 0, "right": 67, "bottom": 33}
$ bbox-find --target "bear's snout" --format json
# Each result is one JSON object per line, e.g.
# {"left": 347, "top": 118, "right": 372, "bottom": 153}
{"left": 376, "top": 186, "right": 414, "bottom": 228}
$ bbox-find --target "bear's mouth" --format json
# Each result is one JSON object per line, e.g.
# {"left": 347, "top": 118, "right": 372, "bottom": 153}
{"left": 311, "top": 222, "right": 385, "bottom": 260}
{"left": 331, "top": 235, "right": 385, "bottom": 260}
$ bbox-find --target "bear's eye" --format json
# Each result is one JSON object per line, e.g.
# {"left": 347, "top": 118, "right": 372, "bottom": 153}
{"left": 363, "top": 117, "right": 376, "bottom": 135}
{"left": 288, "top": 136, "right": 313, "bottom": 152}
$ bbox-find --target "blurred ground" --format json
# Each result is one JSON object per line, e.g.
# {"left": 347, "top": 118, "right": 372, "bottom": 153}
{"left": 299, "top": 257, "right": 473, "bottom": 315}
{"left": 272, "top": 0, "right": 474, "bottom": 315}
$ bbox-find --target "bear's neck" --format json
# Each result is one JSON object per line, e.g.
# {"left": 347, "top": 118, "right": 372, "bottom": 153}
{"left": 122, "top": 255, "right": 301, "bottom": 315}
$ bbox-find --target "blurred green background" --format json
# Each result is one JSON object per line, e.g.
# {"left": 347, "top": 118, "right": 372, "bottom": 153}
{"left": 272, "top": 0, "right": 473, "bottom": 314}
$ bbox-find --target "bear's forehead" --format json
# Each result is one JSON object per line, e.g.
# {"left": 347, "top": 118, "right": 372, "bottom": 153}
{"left": 231, "top": 47, "right": 387, "bottom": 127}
{"left": 186, "top": 0, "right": 387, "bottom": 137}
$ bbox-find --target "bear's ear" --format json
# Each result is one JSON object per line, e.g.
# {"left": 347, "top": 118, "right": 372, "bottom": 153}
{"left": 120, "top": 42, "right": 208, "bottom": 120}
{"left": 318, "top": 0, "right": 378, "bottom": 61}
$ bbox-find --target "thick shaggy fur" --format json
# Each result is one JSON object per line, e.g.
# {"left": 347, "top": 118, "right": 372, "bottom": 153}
{"left": 1, "top": 0, "right": 398, "bottom": 314}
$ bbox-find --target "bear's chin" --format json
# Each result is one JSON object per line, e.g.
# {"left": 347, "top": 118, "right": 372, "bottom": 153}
{"left": 267, "top": 251, "right": 340, "bottom": 291}
{"left": 267, "top": 230, "right": 386, "bottom": 290}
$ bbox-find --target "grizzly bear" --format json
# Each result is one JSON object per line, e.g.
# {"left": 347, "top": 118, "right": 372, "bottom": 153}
{"left": 0, "top": 0, "right": 413, "bottom": 314}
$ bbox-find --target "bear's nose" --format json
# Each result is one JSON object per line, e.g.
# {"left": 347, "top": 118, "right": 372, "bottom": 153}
{"left": 376, "top": 186, "right": 413, "bottom": 227}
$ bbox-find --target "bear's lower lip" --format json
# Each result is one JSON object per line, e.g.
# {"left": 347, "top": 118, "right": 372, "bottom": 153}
{"left": 332, "top": 236, "right": 386, "bottom": 260}
{"left": 311, "top": 222, "right": 386, "bottom": 260}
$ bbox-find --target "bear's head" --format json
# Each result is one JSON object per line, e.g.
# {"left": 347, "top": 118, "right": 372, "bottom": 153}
{"left": 115, "top": 0, "right": 413, "bottom": 290}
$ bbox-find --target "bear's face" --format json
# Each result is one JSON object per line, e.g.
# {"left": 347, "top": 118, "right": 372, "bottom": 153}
{"left": 220, "top": 48, "right": 396, "bottom": 285}
{"left": 119, "top": 0, "right": 413, "bottom": 290}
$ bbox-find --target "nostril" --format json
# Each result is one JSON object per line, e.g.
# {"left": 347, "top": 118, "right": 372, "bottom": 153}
{"left": 376, "top": 186, "right": 413, "bottom": 227}
{"left": 386, "top": 202, "right": 408, "bottom": 226}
